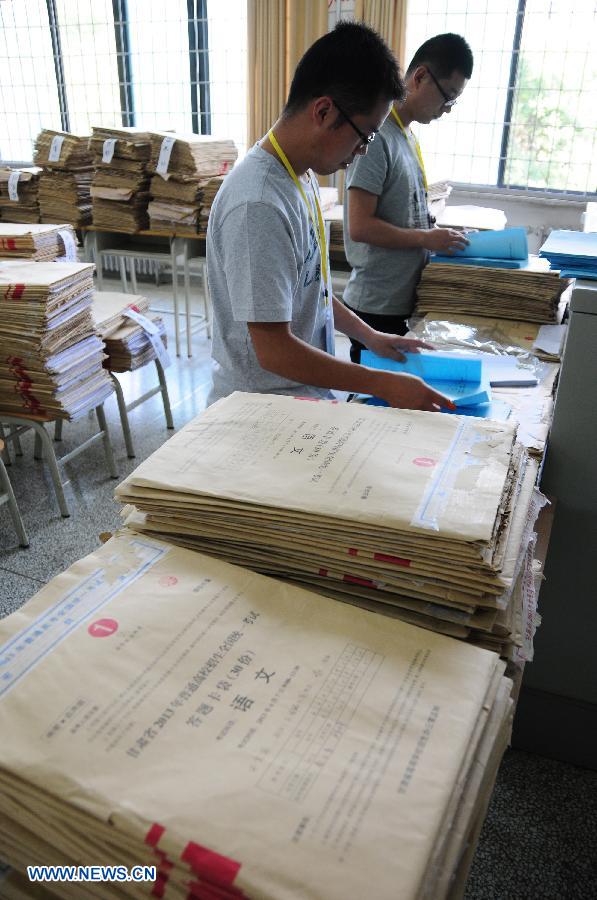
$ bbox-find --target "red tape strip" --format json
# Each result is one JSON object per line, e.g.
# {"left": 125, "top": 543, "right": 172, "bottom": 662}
{"left": 181, "top": 842, "right": 241, "bottom": 888}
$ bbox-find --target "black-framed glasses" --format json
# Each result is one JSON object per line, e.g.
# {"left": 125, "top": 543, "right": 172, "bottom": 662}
{"left": 332, "top": 100, "right": 377, "bottom": 148}
{"left": 425, "top": 67, "right": 458, "bottom": 108}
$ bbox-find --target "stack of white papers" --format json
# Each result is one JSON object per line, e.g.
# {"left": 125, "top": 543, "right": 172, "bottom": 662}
{"left": 0, "top": 224, "right": 77, "bottom": 262}
{"left": 117, "top": 392, "right": 544, "bottom": 660}
{"left": 0, "top": 261, "right": 112, "bottom": 419}
{"left": 92, "top": 291, "right": 167, "bottom": 371}
{"left": 33, "top": 130, "right": 93, "bottom": 227}
{"left": 0, "top": 167, "right": 42, "bottom": 224}
{"left": 415, "top": 255, "right": 569, "bottom": 323}
{"left": 0, "top": 530, "right": 514, "bottom": 899}
{"left": 90, "top": 127, "right": 153, "bottom": 233}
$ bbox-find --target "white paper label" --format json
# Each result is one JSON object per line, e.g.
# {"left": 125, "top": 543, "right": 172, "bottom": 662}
{"left": 149, "top": 331, "right": 171, "bottom": 369}
{"left": 8, "top": 171, "right": 20, "bottom": 202}
{"left": 156, "top": 137, "right": 175, "bottom": 177}
{"left": 124, "top": 308, "right": 170, "bottom": 368}
{"left": 48, "top": 135, "right": 65, "bottom": 162}
{"left": 102, "top": 138, "right": 116, "bottom": 164}
{"left": 124, "top": 307, "right": 160, "bottom": 335}
{"left": 57, "top": 228, "right": 77, "bottom": 262}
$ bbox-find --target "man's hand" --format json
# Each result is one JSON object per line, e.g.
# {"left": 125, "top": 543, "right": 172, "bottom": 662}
{"left": 365, "top": 331, "right": 435, "bottom": 363}
{"left": 423, "top": 227, "right": 469, "bottom": 254}
{"left": 372, "top": 371, "right": 455, "bottom": 412}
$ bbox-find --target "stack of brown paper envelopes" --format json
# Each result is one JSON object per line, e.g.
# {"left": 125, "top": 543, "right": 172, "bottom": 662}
{"left": 0, "top": 261, "right": 112, "bottom": 419}
{"left": 34, "top": 130, "right": 93, "bottom": 227}
{"left": 0, "top": 224, "right": 77, "bottom": 262}
{"left": 116, "top": 392, "right": 545, "bottom": 661}
{"left": 92, "top": 291, "right": 167, "bottom": 372}
{"left": 90, "top": 127, "right": 153, "bottom": 233}
{"left": 414, "top": 257, "right": 569, "bottom": 323}
{"left": 0, "top": 529, "right": 514, "bottom": 899}
{"left": 147, "top": 133, "right": 237, "bottom": 235}
{"left": 0, "top": 167, "right": 42, "bottom": 224}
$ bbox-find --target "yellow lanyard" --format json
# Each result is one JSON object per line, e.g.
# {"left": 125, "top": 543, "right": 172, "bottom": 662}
{"left": 267, "top": 129, "right": 329, "bottom": 304}
{"left": 390, "top": 107, "right": 428, "bottom": 192}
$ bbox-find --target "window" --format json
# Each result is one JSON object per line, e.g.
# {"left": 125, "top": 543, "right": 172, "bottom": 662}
{"left": 0, "top": 0, "right": 247, "bottom": 163}
{"left": 405, "top": 1, "right": 597, "bottom": 198}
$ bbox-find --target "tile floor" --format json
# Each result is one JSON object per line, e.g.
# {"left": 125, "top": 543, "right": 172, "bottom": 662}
{"left": 0, "top": 275, "right": 595, "bottom": 898}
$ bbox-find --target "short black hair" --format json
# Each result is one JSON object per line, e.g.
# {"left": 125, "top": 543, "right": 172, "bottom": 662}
{"left": 284, "top": 20, "right": 405, "bottom": 118}
{"left": 407, "top": 33, "right": 473, "bottom": 80}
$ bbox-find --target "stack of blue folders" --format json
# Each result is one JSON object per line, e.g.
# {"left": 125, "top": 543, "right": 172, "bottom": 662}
{"left": 538, "top": 230, "right": 597, "bottom": 280}
{"left": 433, "top": 226, "right": 529, "bottom": 269}
{"left": 360, "top": 350, "right": 511, "bottom": 420}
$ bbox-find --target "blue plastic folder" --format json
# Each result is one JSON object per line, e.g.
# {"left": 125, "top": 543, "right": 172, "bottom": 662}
{"left": 432, "top": 255, "right": 526, "bottom": 269}
{"left": 361, "top": 350, "right": 492, "bottom": 407}
{"left": 539, "top": 231, "right": 597, "bottom": 279}
{"left": 448, "top": 226, "right": 529, "bottom": 261}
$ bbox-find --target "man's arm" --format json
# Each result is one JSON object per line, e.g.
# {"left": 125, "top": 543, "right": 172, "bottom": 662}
{"left": 347, "top": 186, "right": 468, "bottom": 254}
{"left": 248, "top": 321, "right": 452, "bottom": 411}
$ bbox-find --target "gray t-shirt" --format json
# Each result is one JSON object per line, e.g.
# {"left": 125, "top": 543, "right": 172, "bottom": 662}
{"left": 206, "top": 143, "right": 331, "bottom": 404}
{"left": 343, "top": 118, "right": 429, "bottom": 317}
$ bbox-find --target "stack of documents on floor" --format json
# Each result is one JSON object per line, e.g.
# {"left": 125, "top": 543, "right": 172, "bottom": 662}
{"left": 0, "top": 261, "right": 112, "bottom": 419}
{"left": 0, "top": 529, "right": 514, "bottom": 900}
{"left": 0, "top": 224, "right": 77, "bottom": 262}
{"left": 147, "top": 133, "right": 237, "bottom": 234}
{"left": 0, "top": 167, "right": 41, "bottom": 223}
{"left": 34, "top": 130, "right": 93, "bottom": 227}
{"left": 539, "top": 229, "right": 597, "bottom": 280}
{"left": 92, "top": 291, "right": 167, "bottom": 372}
{"left": 117, "top": 392, "right": 545, "bottom": 661}
{"left": 90, "top": 126, "right": 153, "bottom": 232}
{"left": 415, "top": 254, "right": 569, "bottom": 323}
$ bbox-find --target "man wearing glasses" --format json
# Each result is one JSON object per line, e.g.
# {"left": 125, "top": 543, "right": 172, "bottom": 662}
{"left": 343, "top": 34, "right": 474, "bottom": 362}
{"left": 206, "top": 22, "right": 452, "bottom": 412}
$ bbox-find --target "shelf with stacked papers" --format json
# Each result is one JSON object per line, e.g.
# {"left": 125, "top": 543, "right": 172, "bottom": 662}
{"left": 92, "top": 291, "right": 174, "bottom": 458}
{"left": 117, "top": 392, "right": 546, "bottom": 663}
{"left": 414, "top": 255, "right": 570, "bottom": 323}
{"left": 0, "top": 223, "right": 77, "bottom": 262}
{"left": 0, "top": 529, "right": 514, "bottom": 899}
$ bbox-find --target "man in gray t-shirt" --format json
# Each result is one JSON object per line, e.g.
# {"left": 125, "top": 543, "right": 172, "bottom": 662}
{"left": 206, "top": 22, "right": 454, "bottom": 414}
{"left": 343, "top": 33, "right": 474, "bottom": 362}
{"left": 208, "top": 143, "right": 330, "bottom": 403}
